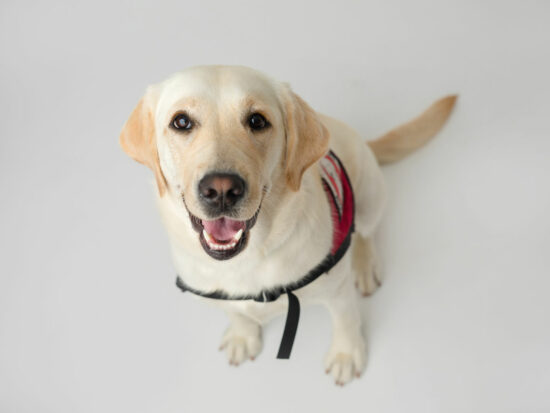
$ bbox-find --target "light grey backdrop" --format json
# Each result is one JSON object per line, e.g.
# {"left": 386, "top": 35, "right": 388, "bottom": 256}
{"left": 1, "top": 1, "right": 549, "bottom": 412}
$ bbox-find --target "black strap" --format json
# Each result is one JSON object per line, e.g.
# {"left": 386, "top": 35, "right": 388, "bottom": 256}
{"left": 276, "top": 290, "right": 300, "bottom": 359}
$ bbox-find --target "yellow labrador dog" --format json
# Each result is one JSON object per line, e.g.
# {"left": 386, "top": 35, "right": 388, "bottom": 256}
{"left": 120, "top": 65, "right": 456, "bottom": 385}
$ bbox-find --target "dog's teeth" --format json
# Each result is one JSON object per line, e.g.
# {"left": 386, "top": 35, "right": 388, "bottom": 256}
{"left": 233, "top": 229, "right": 243, "bottom": 242}
{"left": 203, "top": 229, "right": 213, "bottom": 243}
{"left": 203, "top": 229, "right": 240, "bottom": 251}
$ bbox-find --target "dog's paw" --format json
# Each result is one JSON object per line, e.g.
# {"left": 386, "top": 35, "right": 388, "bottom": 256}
{"left": 355, "top": 260, "right": 381, "bottom": 297}
{"left": 219, "top": 325, "right": 262, "bottom": 366}
{"left": 324, "top": 339, "right": 366, "bottom": 386}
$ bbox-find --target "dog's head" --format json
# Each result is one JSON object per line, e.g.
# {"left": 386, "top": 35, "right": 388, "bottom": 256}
{"left": 120, "top": 66, "right": 328, "bottom": 260}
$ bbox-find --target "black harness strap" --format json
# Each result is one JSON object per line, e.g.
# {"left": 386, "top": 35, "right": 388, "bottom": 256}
{"left": 277, "top": 290, "right": 300, "bottom": 359}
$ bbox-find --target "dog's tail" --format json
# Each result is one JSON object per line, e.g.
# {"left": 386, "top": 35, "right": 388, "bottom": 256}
{"left": 367, "top": 95, "right": 457, "bottom": 164}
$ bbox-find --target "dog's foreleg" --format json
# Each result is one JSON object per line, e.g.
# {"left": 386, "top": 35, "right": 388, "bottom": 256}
{"left": 323, "top": 277, "right": 366, "bottom": 385}
{"left": 219, "top": 311, "right": 263, "bottom": 365}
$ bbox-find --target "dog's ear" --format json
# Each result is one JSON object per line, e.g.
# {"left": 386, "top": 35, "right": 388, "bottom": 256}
{"left": 119, "top": 89, "right": 167, "bottom": 196}
{"left": 282, "top": 86, "right": 329, "bottom": 191}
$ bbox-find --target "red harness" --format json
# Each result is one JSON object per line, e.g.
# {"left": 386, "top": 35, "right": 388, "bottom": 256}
{"left": 320, "top": 150, "right": 355, "bottom": 256}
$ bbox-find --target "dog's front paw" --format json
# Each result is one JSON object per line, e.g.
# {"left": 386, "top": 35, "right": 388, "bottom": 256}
{"left": 219, "top": 324, "right": 262, "bottom": 366}
{"left": 324, "top": 338, "right": 366, "bottom": 386}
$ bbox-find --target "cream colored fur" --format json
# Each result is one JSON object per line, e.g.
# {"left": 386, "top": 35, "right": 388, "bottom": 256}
{"left": 120, "top": 65, "right": 456, "bottom": 385}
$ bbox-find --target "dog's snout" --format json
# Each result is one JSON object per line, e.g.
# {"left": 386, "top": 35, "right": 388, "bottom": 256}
{"left": 198, "top": 173, "right": 246, "bottom": 212}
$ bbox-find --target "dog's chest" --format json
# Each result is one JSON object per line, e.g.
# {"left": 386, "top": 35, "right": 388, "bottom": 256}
{"left": 204, "top": 250, "right": 352, "bottom": 322}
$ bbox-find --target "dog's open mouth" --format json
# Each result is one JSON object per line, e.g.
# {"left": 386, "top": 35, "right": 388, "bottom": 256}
{"left": 188, "top": 210, "right": 260, "bottom": 260}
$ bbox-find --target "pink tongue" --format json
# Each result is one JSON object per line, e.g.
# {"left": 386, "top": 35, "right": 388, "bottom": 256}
{"left": 202, "top": 218, "right": 246, "bottom": 241}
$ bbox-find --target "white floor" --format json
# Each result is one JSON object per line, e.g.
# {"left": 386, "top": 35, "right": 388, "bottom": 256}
{"left": 1, "top": 1, "right": 549, "bottom": 412}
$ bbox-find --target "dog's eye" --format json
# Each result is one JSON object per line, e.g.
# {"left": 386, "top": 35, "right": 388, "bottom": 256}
{"left": 248, "top": 113, "right": 270, "bottom": 131}
{"left": 171, "top": 113, "right": 193, "bottom": 131}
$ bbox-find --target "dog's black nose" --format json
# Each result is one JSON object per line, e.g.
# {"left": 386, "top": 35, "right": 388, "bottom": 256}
{"left": 198, "top": 173, "right": 246, "bottom": 211}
